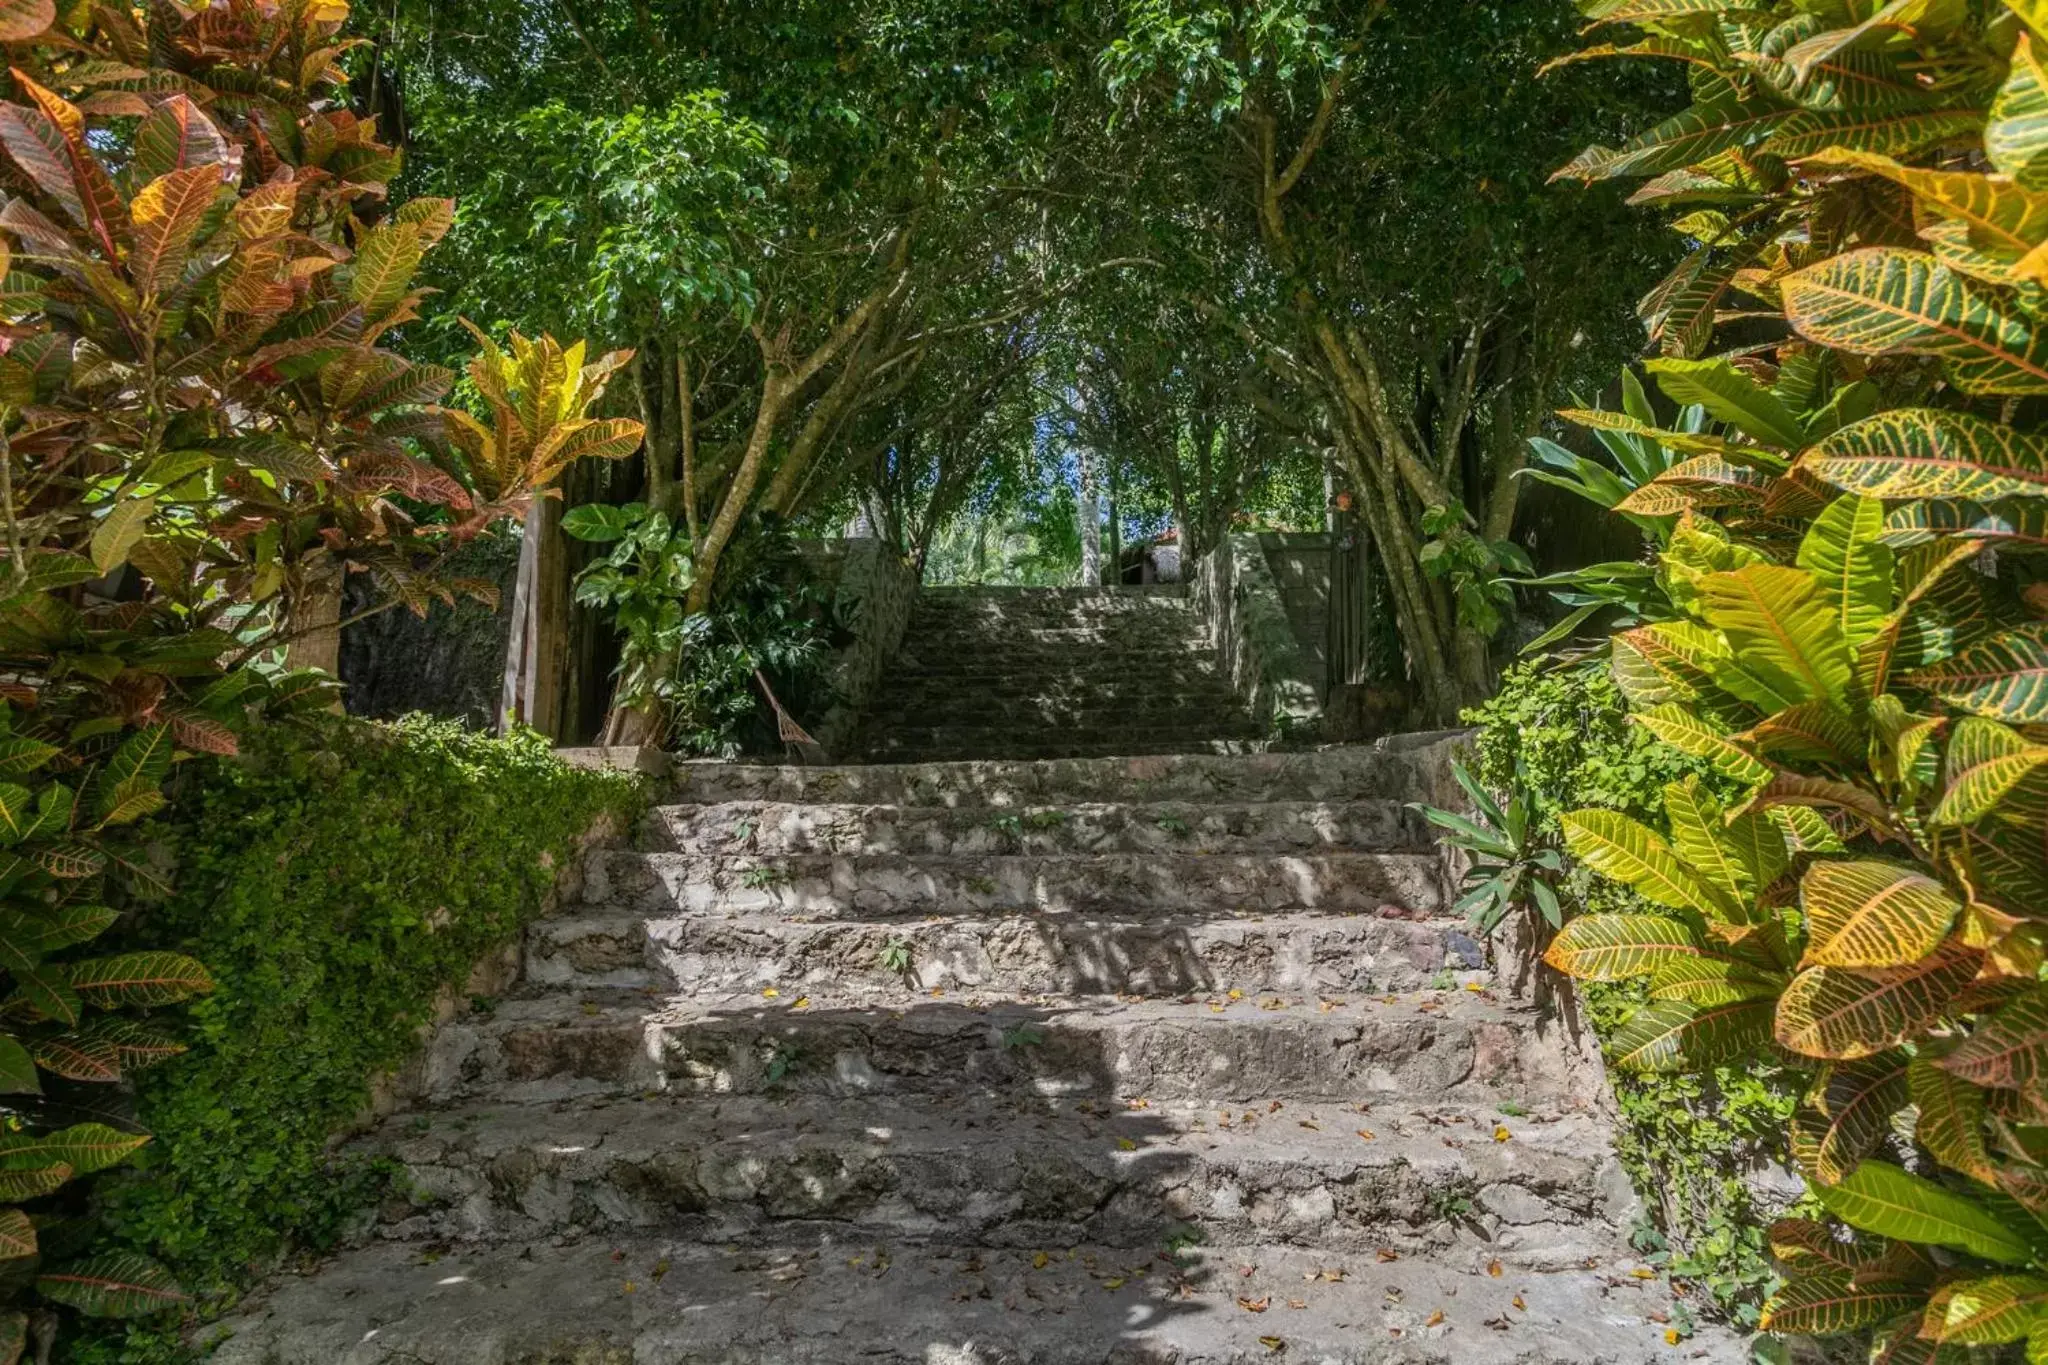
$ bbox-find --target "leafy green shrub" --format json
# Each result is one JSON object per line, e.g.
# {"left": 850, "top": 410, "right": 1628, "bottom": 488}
{"left": 1466, "top": 662, "right": 1800, "bottom": 1329}
{"left": 65, "top": 717, "right": 640, "bottom": 1364}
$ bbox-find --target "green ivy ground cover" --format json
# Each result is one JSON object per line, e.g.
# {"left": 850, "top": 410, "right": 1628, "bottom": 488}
{"left": 65, "top": 717, "right": 643, "bottom": 1365}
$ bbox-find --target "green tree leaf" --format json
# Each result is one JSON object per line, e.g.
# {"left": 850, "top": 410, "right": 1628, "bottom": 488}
{"left": 1606, "top": 998, "right": 1776, "bottom": 1071}
{"left": 1699, "top": 564, "right": 1853, "bottom": 708}
{"left": 1645, "top": 356, "right": 1807, "bottom": 448}
{"left": 64, "top": 952, "right": 213, "bottom": 1008}
{"left": 1560, "top": 809, "right": 1728, "bottom": 918}
{"left": 36, "top": 1253, "right": 187, "bottom": 1317}
{"left": 1941, "top": 986, "right": 2048, "bottom": 1091}
{"left": 1798, "top": 495, "right": 1896, "bottom": 651}
{"left": 1920, "top": 1274, "right": 2048, "bottom": 1343}
{"left": 1815, "top": 1160, "right": 2034, "bottom": 1264}
{"left": 1931, "top": 718, "right": 2048, "bottom": 826}
{"left": 1903, "top": 623, "right": 2048, "bottom": 721}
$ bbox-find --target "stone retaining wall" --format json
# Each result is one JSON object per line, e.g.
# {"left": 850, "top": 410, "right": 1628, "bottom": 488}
{"left": 1190, "top": 533, "right": 1323, "bottom": 738}
{"left": 811, "top": 537, "right": 921, "bottom": 757}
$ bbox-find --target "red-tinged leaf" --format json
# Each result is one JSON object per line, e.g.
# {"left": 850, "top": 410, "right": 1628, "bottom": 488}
{"left": 129, "top": 95, "right": 229, "bottom": 183}
{"left": 11, "top": 965, "right": 79, "bottom": 1025}
{"left": 0, "top": 0, "right": 51, "bottom": 42}
{"left": 0, "top": 1161, "right": 70, "bottom": 1200}
{"left": 1775, "top": 943, "right": 1983, "bottom": 1059}
{"left": 10, "top": 71, "right": 126, "bottom": 256}
{"left": 168, "top": 712, "right": 236, "bottom": 756}
{"left": 0, "top": 1209, "right": 33, "bottom": 1261}
{"left": 128, "top": 163, "right": 226, "bottom": 297}
{"left": 29, "top": 1031, "right": 120, "bottom": 1082}
{"left": 0, "top": 1122, "right": 146, "bottom": 1174}
{"left": 1940, "top": 986, "right": 2048, "bottom": 1090}
{"left": 64, "top": 952, "right": 213, "bottom": 1007}
{"left": 1759, "top": 1271, "right": 1927, "bottom": 1335}
{"left": 1802, "top": 1053, "right": 1911, "bottom": 1185}
{"left": 37, "top": 1253, "right": 186, "bottom": 1317}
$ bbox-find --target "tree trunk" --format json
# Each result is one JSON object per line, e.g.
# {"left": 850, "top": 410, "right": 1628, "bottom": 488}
{"left": 286, "top": 556, "right": 344, "bottom": 678}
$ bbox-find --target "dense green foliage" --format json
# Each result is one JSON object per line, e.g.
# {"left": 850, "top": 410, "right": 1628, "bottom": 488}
{"left": 69, "top": 718, "right": 639, "bottom": 1364}
{"left": 1467, "top": 663, "right": 1801, "bottom": 1330}
{"left": 1529, "top": 2, "right": 2048, "bottom": 1354}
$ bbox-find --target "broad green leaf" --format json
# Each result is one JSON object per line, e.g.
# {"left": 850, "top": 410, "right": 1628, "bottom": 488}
{"left": 30, "top": 1032, "right": 120, "bottom": 1082}
{"left": 1613, "top": 455, "right": 1768, "bottom": 516}
{"left": 1631, "top": 706, "right": 1773, "bottom": 789}
{"left": 1665, "top": 777, "right": 1748, "bottom": 903}
{"left": 1804, "top": 410, "right": 2048, "bottom": 502}
{"left": 1921, "top": 1274, "right": 2048, "bottom": 1343}
{"left": 36, "top": 1253, "right": 187, "bottom": 1317}
{"left": 1644, "top": 357, "right": 1806, "bottom": 448}
{"left": 1932, "top": 718, "right": 2048, "bottom": 826}
{"left": 0, "top": 1123, "right": 147, "bottom": 1175}
{"left": 1904, "top": 623, "right": 2048, "bottom": 722}
{"left": 1990, "top": 32, "right": 2048, "bottom": 191}
{"left": 129, "top": 95, "right": 228, "bottom": 183}
{"left": 0, "top": 1209, "right": 32, "bottom": 1261}
{"left": 1739, "top": 701, "right": 1864, "bottom": 766}
{"left": 2012, "top": 0, "right": 2048, "bottom": 43}
{"left": 89, "top": 495, "right": 156, "bottom": 577}
{"left": 1541, "top": 913, "right": 1720, "bottom": 980}
{"left": 1798, "top": 495, "right": 1895, "bottom": 651}
{"left": 1782, "top": 247, "right": 2048, "bottom": 395}
{"left": 1700, "top": 564, "right": 1853, "bottom": 708}
{"left": 1606, "top": 998, "right": 1775, "bottom": 1071}
{"left": 1726, "top": 807, "right": 1795, "bottom": 892}
{"left": 1647, "top": 954, "right": 1783, "bottom": 1005}
{"left": 1555, "top": 407, "right": 1754, "bottom": 460}
{"left": 1762, "top": 107, "right": 1983, "bottom": 162}
{"left": 10, "top": 965, "right": 79, "bottom": 1026}
{"left": 1801, "top": 859, "right": 1963, "bottom": 970}
{"left": 1883, "top": 499, "right": 2048, "bottom": 548}
{"left": 64, "top": 952, "right": 213, "bottom": 1007}
{"left": 1816, "top": 1160, "right": 2034, "bottom": 1264}
{"left": 1760, "top": 1271, "right": 1928, "bottom": 1335}
{"left": 1776, "top": 943, "right": 1981, "bottom": 1059}
{"left": 0, "top": 737, "right": 56, "bottom": 778}
{"left": 1560, "top": 809, "right": 1727, "bottom": 918}
{"left": 1909, "top": 1057, "right": 1997, "bottom": 1185}
{"left": 0, "top": 1310, "right": 23, "bottom": 1365}
{"left": 1552, "top": 97, "right": 1789, "bottom": 184}
{"left": 347, "top": 221, "right": 424, "bottom": 317}
{"left": 561, "top": 502, "right": 646, "bottom": 543}
{"left": 129, "top": 165, "right": 226, "bottom": 298}
{"left": 1942, "top": 986, "right": 2048, "bottom": 1090}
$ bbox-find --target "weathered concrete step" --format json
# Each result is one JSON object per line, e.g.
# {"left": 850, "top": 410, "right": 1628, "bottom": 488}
{"left": 578, "top": 850, "right": 1450, "bottom": 918}
{"left": 527, "top": 908, "right": 1486, "bottom": 998}
{"left": 866, "top": 681, "right": 1242, "bottom": 708}
{"left": 365, "top": 1093, "right": 1625, "bottom": 1263}
{"left": 418, "top": 990, "right": 1588, "bottom": 1109}
{"left": 670, "top": 747, "right": 1433, "bottom": 808}
{"left": 211, "top": 1235, "right": 1733, "bottom": 1365}
{"left": 646, "top": 799, "right": 1433, "bottom": 857}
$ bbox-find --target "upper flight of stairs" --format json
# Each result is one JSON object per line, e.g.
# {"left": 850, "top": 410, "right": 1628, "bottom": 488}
{"left": 859, "top": 586, "right": 1264, "bottom": 763}
{"left": 211, "top": 744, "right": 1737, "bottom": 1364}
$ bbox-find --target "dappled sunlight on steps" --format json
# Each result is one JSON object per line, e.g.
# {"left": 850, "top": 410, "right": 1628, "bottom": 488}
{"left": 208, "top": 744, "right": 1743, "bottom": 1363}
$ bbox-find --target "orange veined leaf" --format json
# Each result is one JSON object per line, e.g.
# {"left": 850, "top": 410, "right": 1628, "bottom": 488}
{"left": 1782, "top": 247, "right": 2048, "bottom": 395}
{"left": 1759, "top": 1271, "right": 1929, "bottom": 1336}
{"left": 1918, "top": 1274, "right": 2048, "bottom": 1344}
{"left": 0, "top": 1122, "right": 148, "bottom": 1175}
{"left": 1775, "top": 941, "right": 1982, "bottom": 1059}
{"left": 129, "top": 95, "right": 231, "bottom": 183}
{"left": 1550, "top": 96, "right": 1790, "bottom": 185}
{"left": 36, "top": 1253, "right": 187, "bottom": 1318}
{"left": 1988, "top": 31, "right": 2048, "bottom": 192}
{"left": 0, "top": 1162, "right": 71, "bottom": 1201}
{"left": 1559, "top": 809, "right": 1731, "bottom": 919}
{"left": 1699, "top": 564, "right": 1853, "bottom": 709}
{"left": 1614, "top": 456, "right": 1768, "bottom": 516}
{"left": 1761, "top": 106, "right": 1983, "bottom": 162}
{"left": 0, "top": 1209, "right": 33, "bottom": 1261}
{"left": 1799, "top": 859, "right": 1963, "bottom": 970}
{"left": 1750, "top": 771, "right": 1898, "bottom": 838}
{"left": 1939, "top": 985, "right": 2048, "bottom": 1091}
{"left": 1931, "top": 717, "right": 2048, "bottom": 827}
{"left": 0, "top": 0, "right": 52, "bottom": 41}
{"left": 1803, "top": 409, "right": 2048, "bottom": 502}
{"left": 63, "top": 952, "right": 214, "bottom": 1007}
{"left": 1737, "top": 701, "right": 1865, "bottom": 768}
{"left": 1906, "top": 1057, "right": 1997, "bottom": 1185}
{"left": 1605, "top": 997, "right": 1775, "bottom": 1072}
{"left": 1796, "top": 1052, "right": 1910, "bottom": 1185}
{"left": 1541, "top": 913, "right": 1721, "bottom": 980}
{"left": 1902, "top": 622, "right": 2048, "bottom": 723}
{"left": 128, "top": 163, "right": 228, "bottom": 299}
{"left": 29, "top": 1031, "right": 121, "bottom": 1082}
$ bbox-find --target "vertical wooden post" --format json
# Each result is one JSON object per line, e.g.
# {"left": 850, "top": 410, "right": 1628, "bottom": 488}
{"left": 500, "top": 500, "right": 573, "bottom": 740}
{"left": 286, "top": 556, "right": 344, "bottom": 677}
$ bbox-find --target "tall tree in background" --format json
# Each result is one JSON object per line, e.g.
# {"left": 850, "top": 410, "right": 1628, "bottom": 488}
{"left": 1102, "top": 0, "right": 1676, "bottom": 721}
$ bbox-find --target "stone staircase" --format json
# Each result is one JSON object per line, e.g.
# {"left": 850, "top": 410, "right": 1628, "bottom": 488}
{"left": 858, "top": 586, "right": 1264, "bottom": 762}
{"left": 212, "top": 745, "right": 1736, "bottom": 1364}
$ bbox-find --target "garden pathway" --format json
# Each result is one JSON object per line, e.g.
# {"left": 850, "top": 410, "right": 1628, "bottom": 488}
{"left": 212, "top": 602, "right": 1739, "bottom": 1363}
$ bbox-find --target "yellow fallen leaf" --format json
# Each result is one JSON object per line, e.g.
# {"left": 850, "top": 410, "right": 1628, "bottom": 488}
{"left": 1426, "top": 1310, "right": 1444, "bottom": 1327}
{"left": 1286, "top": 1298, "right": 1307, "bottom": 1309}
{"left": 1487, "top": 1261, "right": 1502, "bottom": 1278}
{"left": 652, "top": 1259, "right": 670, "bottom": 1280}
{"left": 1238, "top": 1296, "right": 1270, "bottom": 1313}
{"left": 761, "top": 988, "right": 779, "bottom": 999}
{"left": 1117, "top": 1137, "right": 1138, "bottom": 1152}
{"left": 1227, "top": 989, "right": 1244, "bottom": 1001}
{"left": 1103, "top": 1278, "right": 1125, "bottom": 1290}
{"left": 1376, "top": 1249, "right": 1399, "bottom": 1263}
{"left": 1033, "top": 1252, "right": 1049, "bottom": 1269}
{"left": 1630, "top": 1267, "right": 1656, "bottom": 1280}
{"left": 1512, "top": 1294, "right": 1526, "bottom": 1311}
{"left": 1356, "top": 1129, "right": 1376, "bottom": 1141}
{"left": 1493, "top": 1125, "right": 1511, "bottom": 1142}
{"left": 793, "top": 996, "right": 810, "bottom": 1009}
{"left": 1259, "top": 1336, "right": 1286, "bottom": 1352}
{"left": 1665, "top": 1328, "right": 1681, "bottom": 1345}
{"left": 622, "top": 1281, "right": 636, "bottom": 1294}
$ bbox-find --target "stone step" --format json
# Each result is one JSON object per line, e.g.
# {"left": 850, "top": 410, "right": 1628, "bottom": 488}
{"left": 364, "top": 1092, "right": 1626, "bottom": 1264}
{"left": 645, "top": 799, "right": 1434, "bottom": 857}
{"left": 525, "top": 908, "right": 1485, "bottom": 998}
{"left": 669, "top": 747, "right": 1432, "bottom": 808}
{"left": 863, "top": 737, "right": 1270, "bottom": 765}
{"left": 211, "top": 1235, "right": 1734, "bottom": 1365}
{"left": 417, "top": 989, "right": 1581, "bottom": 1110}
{"left": 868, "top": 674, "right": 1239, "bottom": 701}
{"left": 577, "top": 850, "right": 1450, "bottom": 919}
{"left": 860, "top": 706, "right": 1254, "bottom": 735}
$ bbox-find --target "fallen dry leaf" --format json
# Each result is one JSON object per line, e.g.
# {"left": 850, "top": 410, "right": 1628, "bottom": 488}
{"left": 1426, "top": 1310, "right": 1445, "bottom": 1327}
{"left": 1376, "top": 1249, "right": 1399, "bottom": 1263}
{"left": 1102, "top": 1278, "right": 1125, "bottom": 1290}
{"left": 1258, "top": 1337, "right": 1285, "bottom": 1353}
{"left": 1116, "top": 1137, "right": 1138, "bottom": 1152}
{"left": 1032, "top": 1252, "right": 1049, "bottom": 1269}
{"left": 1493, "top": 1125, "right": 1511, "bottom": 1143}
{"left": 1356, "top": 1129, "right": 1376, "bottom": 1140}
{"left": 1286, "top": 1298, "right": 1307, "bottom": 1310}
{"left": 1238, "top": 1296, "right": 1271, "bottom": 1313}
{"left": 1630, "top": 1268, "right": 1656, "bottom": 1281}
{"left": 1512, "top": 1294, "right": 1526, "bottom": 1311}
{"left": 1665, "top": 1329, "right": 1682, "bottom": 1345}
{"left": 761, "top": 988, "right": 779, "bottom": 999}
{"left": 1487, "top": 1261, "right": 1502, "bottom": 1278}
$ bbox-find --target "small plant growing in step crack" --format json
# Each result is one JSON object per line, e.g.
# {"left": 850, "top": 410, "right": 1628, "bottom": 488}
{"left": 1000, "top": 1024, "right": 1046, "bottom": 1050}
{"left": 964, "top": 875, "right": 999, "bottom": 897}
{"left": 879, "top": 940, "right": 914, "bottom": 978}
{"left": 1428, "top": 1184, "right": 1477, "bottom": 1224}
{"left": 1155, "top": 816, "right": 1191, "bottom": 838}
{"left": 730, "top": 817, "right": 758, "bottom": 848}
{"left": 763, "top": 1041, "right": 803, "bottom": 1087}
{"left": 741, "top": 865, "right": 791, "bottom": 891}
{"left": 1409, "top": 759, "right": 1566, "bottom": 941}
{"left": 1161, "top": 1225, "right": 1204, "bottom": 1262}
{"left": 1022, "top": 811, "right": 1067, "bottom": 832}
{"left": 1429, "top": 969, "right": 1457, "bottom": 992}
{"left": 986, "top": 814, "right": 1024, "bottom": 844}
{"left": 1495, "top": 1100, "right": 1528, "bottom": 1119}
